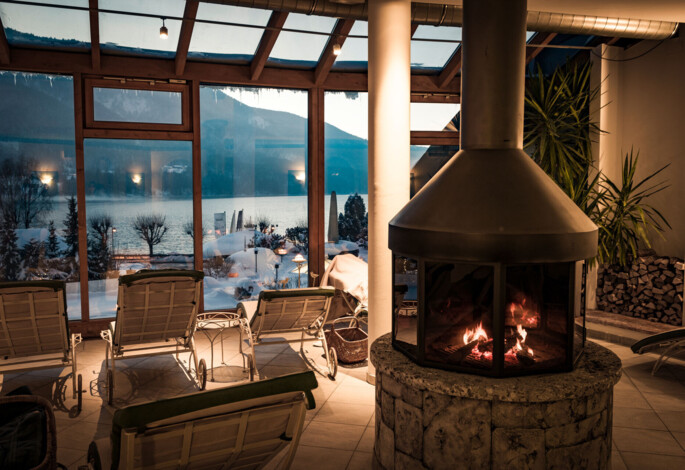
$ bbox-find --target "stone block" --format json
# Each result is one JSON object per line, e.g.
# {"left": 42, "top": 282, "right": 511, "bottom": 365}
{"left": 401, "top": 383, "right": 423, "bottom": 409}
{"left": 395, "top": 400, "right": 422, "bottom": 459}
{"left": 545, "top": 412, "right": 602, "bottom": 448}
{"left": 376, "top": 373, "right": 382, "bottom": 404}
{"left": 383, "top": 374, "right": 403, "bottom": 398}
{"left": 591, "top": 411, "right": 608, "bottom": 440}
{"left": 381, "top": 390, "right": 395, "bottom": 428}
{"left": 492, "top": 401, "right": 546, "bottom": 429}
{"left": 543, "top": 398, "right": 587, "bottom": 428}
{"left": 395, "top": 451, "right": 427, "bottom": 470}
{"left": 492, "top": 428, "right": 545, "bottom": 470}
{"left": 423, "top": 397, "right": 491, "bottom": 470}
{"left": 423, "top": 391, "right": 452, "bottom": 427}
{"left": 378, "top": 419, "right": 395, "bottom": 470}
{"left": 546, "top": 437, "right": 604, "bottom": 470}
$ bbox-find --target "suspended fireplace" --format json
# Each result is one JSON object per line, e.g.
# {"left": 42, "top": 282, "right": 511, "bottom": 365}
{"left": 389, "top": 0, "right": 598, "bottom": 377}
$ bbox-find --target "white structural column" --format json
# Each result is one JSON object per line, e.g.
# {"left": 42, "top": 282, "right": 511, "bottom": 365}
{"left": 367, "top": 0, "right": 411, "bottom": 383}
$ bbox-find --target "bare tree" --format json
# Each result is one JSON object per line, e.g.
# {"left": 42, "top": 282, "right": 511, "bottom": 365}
{"left": 132, "top": 213, "right": 168, "bottom": 257}
{"left": 183, "top": 220, "right": 205, "bottom": 241}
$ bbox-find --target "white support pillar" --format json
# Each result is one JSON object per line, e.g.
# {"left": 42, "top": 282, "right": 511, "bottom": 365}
{"left": 367, "top": 0, "right": 411, "bottom": 384}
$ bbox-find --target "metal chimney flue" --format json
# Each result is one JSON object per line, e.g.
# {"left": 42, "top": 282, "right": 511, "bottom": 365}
{"left": 389, "top": 0, "right": 598, "bottom": 264}
{"left": 460, "top": 0, "right": 526, "bottom": 150}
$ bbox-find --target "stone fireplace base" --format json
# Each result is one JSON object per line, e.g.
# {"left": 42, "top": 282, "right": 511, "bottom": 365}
{"left": 370, "top": 334, "right": 621, "bottom": 469}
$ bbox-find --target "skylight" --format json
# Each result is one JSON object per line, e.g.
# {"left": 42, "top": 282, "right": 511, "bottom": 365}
{"left": 0, "top": 0, "right": 90, "bottom": 50}
{"left": 411, "top": 25, "right": 461, "bottom": 71}
{"left": 189, "top": 4, "right": 271, "bottom": 63}
{"left": 98, "top": 0, "right": 185, "bottom": 58}
{"left": 331, "top": 21, "right": 368, "bottom": 71}
{"left": 269, "top": 13, "right": 337, "bottom": 69}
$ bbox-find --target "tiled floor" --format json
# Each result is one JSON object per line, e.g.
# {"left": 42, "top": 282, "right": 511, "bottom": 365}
{"left": 1, "top": 330, "right": 684, "bottom": 469}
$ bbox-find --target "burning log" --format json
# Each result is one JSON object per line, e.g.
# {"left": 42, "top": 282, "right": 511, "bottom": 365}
{"left": 516, "top": 347, "right": 535, "bottom": 366}
{"left": 446, "top": 339, "right": 480, "bottom": 363}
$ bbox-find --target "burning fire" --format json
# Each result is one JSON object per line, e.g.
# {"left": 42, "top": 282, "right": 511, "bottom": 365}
{"left": 462, "top": 320, "right": 534, "bottom": 364}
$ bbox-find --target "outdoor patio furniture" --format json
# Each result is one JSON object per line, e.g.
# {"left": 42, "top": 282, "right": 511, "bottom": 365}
{"left": 236, "top": 287, "right": 337, "bottom": 380}
{"left": 631, "top": 328, "right": 685, "bottom": 375}
{"left": 84, "top": 371, "right": 318, "bottom": 470}
{"left": 320, "top": 254, "right": 369, "bottom": 326}
{"left": 196, "top": 311, "right": 253, "bottom": 382}
{"left": 0, "top": 393, "right": 60, "bottom": 470}
{"left": 100, "top": 270, "right": 207, "bottom": 406}
{"left": 0, "top": 280, "right": 83, "bottom": 411}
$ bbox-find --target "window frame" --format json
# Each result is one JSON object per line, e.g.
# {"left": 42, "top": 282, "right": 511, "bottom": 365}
{"left": 84, "top": 78, "right": 191, "bottom": 132}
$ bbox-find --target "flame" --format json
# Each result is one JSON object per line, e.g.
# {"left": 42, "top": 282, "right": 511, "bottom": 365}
{"left": 460, "top": 320, "right": 535, "bottom": 364}
{"left": 463, "top": 322, "right": 489, "bottom": 345}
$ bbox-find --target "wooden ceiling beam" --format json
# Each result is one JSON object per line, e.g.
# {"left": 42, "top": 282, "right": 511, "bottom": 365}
{"left": 88, "top": 0, "right": 100, "bottom": 71}
{"left": 606, "top": 37, "right": 621, "bottom": 46}
{"left": 0, "top": 47, "right": 462, "bottom": 94}
{"left": 526, "top": 32, "right": 557, "bottom": 64}
{"left": 175, "top": 0, "right": 199, "bottom": 76}
{"left": 437, "top": 47, "right": 462, "bottom": 89}
{"left": 0, "top": 17, "right": 10, "bottom": 65}
{"left": 251, "top": 11, "right": 288, "bottom": 81}
{"left": 314, "top": 19, "right": 355, "bottom": 86}
{"left": 411, "top": 23, "right": 420, "bottom": 37}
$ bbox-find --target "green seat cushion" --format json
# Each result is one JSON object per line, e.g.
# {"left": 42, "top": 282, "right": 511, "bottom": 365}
{"left": 258, "top": 287, "right": 334, "bottom": 302}
{"left": 118, "top": 269, "right": 204, "bottom": 286}
{"left": 110, "top": 371, "right": 318, "bottom": 469}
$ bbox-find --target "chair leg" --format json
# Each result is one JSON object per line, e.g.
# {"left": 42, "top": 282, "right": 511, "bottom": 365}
{"left": 190, "top": 337, "right": 200, "bottom": 374}
{"left": 652, "top": 339, "right": 685, "bottom": 375}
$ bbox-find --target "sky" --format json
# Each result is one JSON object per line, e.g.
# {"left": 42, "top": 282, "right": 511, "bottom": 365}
{"left": 0, "top": 0, "right": 461, "bottom": 139}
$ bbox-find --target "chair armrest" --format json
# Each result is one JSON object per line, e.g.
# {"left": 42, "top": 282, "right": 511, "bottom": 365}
{"left": 87, "top": 438, "right": 111, "bottom": 470}
{"left": 236, "top": 301, "right": 259, "bottom": 325}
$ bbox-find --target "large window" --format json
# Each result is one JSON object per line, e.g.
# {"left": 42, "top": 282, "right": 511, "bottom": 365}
{"left": 0, "top": 71, "right": 81, "bottom": 318}
{"left": 200, "top": 86, "right": 308, "bottom": 310}
{"left": 324, "top": 92, "right": 369, "bottom": 263}
{"left": 84, "top": 139, "right": 193, "bottom": 319}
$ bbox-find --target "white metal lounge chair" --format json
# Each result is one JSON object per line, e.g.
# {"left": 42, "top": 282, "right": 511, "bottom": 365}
{"left": 84, "top": 371, "right": 318, "bottom": 470}
{"left": 101, "top": 270, "right": 207, "bottom": 405}
{"left": 0, "top": 280, "right": 83, "bottom": 411}
{"left": 237, "top": 287, "right": 337, "bottom": 380}
{"left": 631, "top": 328, "right": 685, "bottom": 375}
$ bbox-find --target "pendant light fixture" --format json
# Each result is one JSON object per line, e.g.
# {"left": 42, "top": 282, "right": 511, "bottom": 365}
{"left": 160, "top": 18, "right": 169, "bottom": 39}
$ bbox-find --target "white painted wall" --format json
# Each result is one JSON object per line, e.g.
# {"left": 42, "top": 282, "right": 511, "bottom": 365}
{"left": 592, "top": 36, "right": 685, "bottom": 259}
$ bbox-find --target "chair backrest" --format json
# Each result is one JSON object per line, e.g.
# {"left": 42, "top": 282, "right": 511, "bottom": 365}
{"left": 111, "top": 371, "right": 318, "bottom": 469}
{"left": 113, "top": 270, "right": 203, "bottom": 347}
{"left": 252, "top": 287, "right": 335, "bottom": 337}
{"left": 0, "top": 281, "right": 69, "bottom": 360}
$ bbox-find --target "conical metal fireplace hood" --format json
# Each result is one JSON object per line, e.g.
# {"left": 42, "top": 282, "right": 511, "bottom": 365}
{"left": 389, "top": 0, "right": 597, "bottom": 264}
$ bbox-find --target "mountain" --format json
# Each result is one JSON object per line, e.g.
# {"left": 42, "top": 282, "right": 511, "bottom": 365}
{"left": 0, "top": 72, "right": 369, "bottom": 198}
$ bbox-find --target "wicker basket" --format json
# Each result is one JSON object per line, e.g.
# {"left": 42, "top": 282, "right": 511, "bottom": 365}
{"left": 325, "top": 318, "right": 368, "bottom": 364}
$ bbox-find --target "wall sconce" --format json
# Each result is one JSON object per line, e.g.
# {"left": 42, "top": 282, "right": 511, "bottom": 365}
{"left": 40, "top": 174, "right": 53, "bottom": 186}
{"left": 131, "top": 174, "right": 142, "bottom": 184}
{"left": 295, "top": 171, "right": 306, "bottom": 182}
{"left": 333, "top": 42, "right": 342, "bottom": 56}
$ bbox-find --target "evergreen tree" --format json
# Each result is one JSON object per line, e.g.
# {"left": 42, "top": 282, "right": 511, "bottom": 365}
{"left": 0, "top": 212, "right": 21, "bottom": 280}
{"left": 87, "top": 214, "right": 112, "bottom": 276}
{"left": 63, "top": 196, "right": 79, "bottom": 259}
{"left": 47, "top": 220, "right": 59, "bottom": 258}
{"left": 338, "top": 193, "right": 368, "bottom": 244}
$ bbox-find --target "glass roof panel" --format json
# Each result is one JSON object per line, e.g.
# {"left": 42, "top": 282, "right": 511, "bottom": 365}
{"left": 411, "top": 102, "right": 460, "bottom": 131}
{"left": 331, "top": 21, "right": 368, "bottom": 71}
{"left": 411, "top": 25, "right": 461, "bottom": 71}
{"left": 269, "top": 13, "right": 337, "bottom": 68}
{"left": 99, "top": 0, "right": 185, "bottom": 58}
{"left": 188, "top": 4, "right": 270, "bottom": 62}
{"left": 0, "top": 0, "right": 90, "bottom": 50}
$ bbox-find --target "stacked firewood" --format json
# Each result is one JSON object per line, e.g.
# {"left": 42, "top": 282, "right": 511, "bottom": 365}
{"left": 596, "top": 255, "right": 684, "bottom": 326}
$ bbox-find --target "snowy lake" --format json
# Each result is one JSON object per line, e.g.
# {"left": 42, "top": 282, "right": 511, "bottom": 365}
{"left": 43, "top": 193, "right": 368, "bottom": 255}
